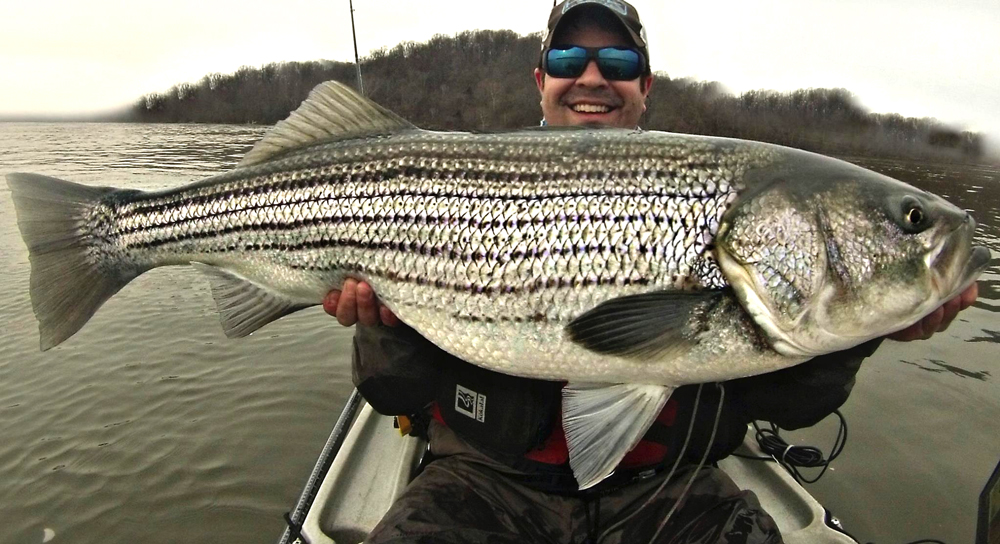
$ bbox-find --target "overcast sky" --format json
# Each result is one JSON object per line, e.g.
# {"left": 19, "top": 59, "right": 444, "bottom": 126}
{"left": 2, "top": 0, "right": 997, "bottom": 142}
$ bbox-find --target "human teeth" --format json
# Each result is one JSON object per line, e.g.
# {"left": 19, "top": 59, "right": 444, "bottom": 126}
{"left": 572, "top": 104, "right": 610, "bottom": 113}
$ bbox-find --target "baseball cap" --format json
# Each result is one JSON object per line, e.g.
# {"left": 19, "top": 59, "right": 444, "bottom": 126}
{"left": 541, "top": 0, "right": 649, "bottom": 67}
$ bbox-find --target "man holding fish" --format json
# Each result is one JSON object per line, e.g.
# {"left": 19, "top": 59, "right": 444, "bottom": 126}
{"left": 324, "top": 1, "right": 978, "bottom": 542}
{"left": 6, "top": 0, "right": 982, "bottom": 542}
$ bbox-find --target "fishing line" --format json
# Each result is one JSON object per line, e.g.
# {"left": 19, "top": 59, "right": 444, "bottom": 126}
{"left": 648, "top": 382, "right": 725, "bottom": 544}
{"left": 595, "top": 383, "right": 704, "bottom": 544}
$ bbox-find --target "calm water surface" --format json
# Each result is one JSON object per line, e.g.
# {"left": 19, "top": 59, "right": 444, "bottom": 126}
{"left": 0, "top": 123, "right": 355, "bottom": 544}
{"left": 0, "top": 123, "right": 997, "bottom": 544}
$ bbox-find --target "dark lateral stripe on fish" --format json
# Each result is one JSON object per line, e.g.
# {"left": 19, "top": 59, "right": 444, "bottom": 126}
{"left": 117, "top": 215, "right": 707, "bottom": 257}
{"left": 126, "top": 226, "right": 681, "bottom": 264}
{"left": 113, "top": 181, "right": 724, "bottom": 229}
{"left": 111, "top": 189, "right": 720, "bottom": 239}
{"left": 294, "top": 259, "right": 652, "bottom": 296}
{"left": 113, "top": 165, "right": 729, "bottom": 221}
{"left": 451, "top": 313, "right": 552, "bottom": 324}
{"left": 113, "top": 204, "right": 692, "bottom": 246}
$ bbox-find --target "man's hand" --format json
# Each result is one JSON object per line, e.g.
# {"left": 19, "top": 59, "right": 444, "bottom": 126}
{"left": 888, "top": 283, "right": 978, "bottom": 341}
{"left": 323, "top": 279, "right": 400, "bottom": 327}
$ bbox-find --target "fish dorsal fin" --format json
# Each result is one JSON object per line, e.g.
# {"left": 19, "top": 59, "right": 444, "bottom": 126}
{"left": 238, "top": 80, "right": 416, "bottom": 168}
{"left": 563, "top": 383, "right": 675, "bottom": 489}
{"left": 192, "top": 262, "right": 313, "bottom": 337}
{"left": 566, "top": 290, "right": 722, "bottom": 360}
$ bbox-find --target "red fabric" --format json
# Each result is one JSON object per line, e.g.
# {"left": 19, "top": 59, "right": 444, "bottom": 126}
{"left": 524, "top": 419, "right": 569, "bottom": 464}
{"left": 657, "top": 397, "right": 679, "bottom": 426}
{"left": 431, "top": 402, "right": 445, "bottom": 425}
{"left": 433, "top": 396, "right": 679, "bottom": 470}
{"left": 618, "top": 441, "right": 670, "bottom": 468}
{"left": 523, "top": 397, "right": 679, "bottom": 468}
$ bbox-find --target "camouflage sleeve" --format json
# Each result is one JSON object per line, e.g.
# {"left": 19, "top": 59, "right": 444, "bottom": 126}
{"left": 726, "top": 338, "right": 884, "bottom": 430}
{"left": 352, "top": 324, "right": 444, "bottom": 415}
{"left": 351, "top": 323, "right": 432, "bottom": 386}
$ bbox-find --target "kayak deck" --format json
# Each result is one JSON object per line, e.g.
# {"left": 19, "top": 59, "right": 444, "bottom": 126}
{"left": 285, "top": 401, "right": 856, "bottom": 544}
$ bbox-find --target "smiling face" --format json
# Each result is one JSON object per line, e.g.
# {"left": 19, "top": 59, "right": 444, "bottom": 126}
{"left": 534, "top": 20, "right": 653, "bottom": 128}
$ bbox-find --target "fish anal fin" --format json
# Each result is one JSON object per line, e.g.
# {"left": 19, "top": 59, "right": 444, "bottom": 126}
{"left": 562, "top": 383, "right": 675, "bottom": 489}
{"left": 192, "top": 263, "right": 312, "bottom": 337}
{"left": 566, "top": 290, "right": 722, "bottom": 360}
{"left": 238, "top": 81, "right": 416, "bottom": 167}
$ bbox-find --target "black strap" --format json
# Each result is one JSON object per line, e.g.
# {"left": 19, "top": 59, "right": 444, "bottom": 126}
{"left": 283, "top": 511, "right": 303, "bottom": 542}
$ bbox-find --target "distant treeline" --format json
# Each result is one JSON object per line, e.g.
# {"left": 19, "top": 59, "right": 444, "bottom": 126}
{"left": 129, "top": 29, "right": 984, "bottom": 161}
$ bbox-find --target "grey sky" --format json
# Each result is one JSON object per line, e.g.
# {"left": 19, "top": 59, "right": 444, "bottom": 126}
{"left": 2, "top": 0, "right": 997, "bottom": 144}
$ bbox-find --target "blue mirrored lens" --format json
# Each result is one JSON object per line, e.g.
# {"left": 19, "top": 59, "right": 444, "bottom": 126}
{"left": 546, "top": 47, "right": 590, "bottom": 78}
{"left": 597, "top": 48, "right": 641, "bottom": 80}
{"left": 545, "top": 46, "right": 643, "bottom": 81}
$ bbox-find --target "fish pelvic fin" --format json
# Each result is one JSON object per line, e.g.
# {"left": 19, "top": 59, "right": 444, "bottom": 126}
{"left": 191, "top": 263, "right": 312, "bottom": 338}
{"left": 563, "top": 383, "right": 675, "bottom": 489}
{"left": 566, "top": 290, "right": 722, "bottom": 360}
{"left": 238, "top": 80, "right": 416, "bottom": 168}
{"left": 6, "top": 173, "right": 142, "bottom": 351}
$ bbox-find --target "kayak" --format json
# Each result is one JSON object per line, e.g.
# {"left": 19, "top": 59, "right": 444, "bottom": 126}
{"left": 278, "top": 390, "right": 858, "bottom": 544}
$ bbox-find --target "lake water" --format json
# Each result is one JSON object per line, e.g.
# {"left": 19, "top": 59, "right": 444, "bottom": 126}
{"left": 0, "top": 123, "right": 997, "bottom": 544}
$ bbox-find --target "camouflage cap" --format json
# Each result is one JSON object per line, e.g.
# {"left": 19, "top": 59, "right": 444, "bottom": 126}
{"left": 541, "top": 0, "right": 649, "bottom": 65}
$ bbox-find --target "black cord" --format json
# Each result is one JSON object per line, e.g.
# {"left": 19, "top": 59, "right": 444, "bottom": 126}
{"left": 749, "top": 410, "right": 848, "bottom": 484}
{"left": 741, "top": 414, "right": 946, "bottom": 544}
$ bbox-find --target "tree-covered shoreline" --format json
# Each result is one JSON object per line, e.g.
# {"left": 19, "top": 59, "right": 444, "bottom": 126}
{"left": 41, "top": 30, "right": 999, "bottom": 162}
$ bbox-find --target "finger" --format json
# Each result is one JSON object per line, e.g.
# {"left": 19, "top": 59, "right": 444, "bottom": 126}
{"left": 337, "top": 279, "right": 359, "bottom": 326}
{"left": 380, "top": 306, "right": 401, "bottom": 327}
{"left": 888, "top": 322, "right": 923, "bottom": 342}
{"left": 356, "top": 281, "right": 379, "bottom": 326}
{"left": 960, "top": 283, "right": 978, "bottom": 310}
{"left": 937, "top": 296, "right": 963, "bottom": 332}
{"left": 920, "top": 307, "right": 945, "bottom": 340}
{"left": 323, "top": 290, "right": 341, "bottom": 317}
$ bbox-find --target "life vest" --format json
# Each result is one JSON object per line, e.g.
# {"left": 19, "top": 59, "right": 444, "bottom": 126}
{"left": 354, "top": 326, "right": 736, "bottom": 476}
{"left": 431, "top": 381, "right": 681, "bottom": 470}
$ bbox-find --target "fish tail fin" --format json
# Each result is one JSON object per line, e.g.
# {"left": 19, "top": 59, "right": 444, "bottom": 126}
{"left": 6, "top": 173, "right": 139, "bottom": 351}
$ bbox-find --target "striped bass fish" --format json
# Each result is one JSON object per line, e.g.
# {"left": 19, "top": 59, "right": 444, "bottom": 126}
{"left": 6, "top": 81, "right": 990, "bottom": 488}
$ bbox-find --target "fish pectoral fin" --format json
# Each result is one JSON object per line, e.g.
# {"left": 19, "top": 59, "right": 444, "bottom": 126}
{"left": 566, "top": 290, "right": 722, "bottom": 360}
{"left": 238, "top": 81, "right": 416, "bottom": 168}
{"left": 192, "top": 263, "right": 312, "bottom": 338}
{"left": 563, "top": 383, "right": 675, "bottom": 490}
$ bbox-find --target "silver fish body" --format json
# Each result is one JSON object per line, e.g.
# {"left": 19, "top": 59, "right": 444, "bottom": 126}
{"left": 7, "top": 81, "right": 990, "bottom": 488}
{"left": 84, "top": 128, "right": 779, "bottom": 384}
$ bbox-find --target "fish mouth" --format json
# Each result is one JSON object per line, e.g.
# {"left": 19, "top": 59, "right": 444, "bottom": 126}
{"left": 929, "top": 217, "right": 991, "bottom": 301}
{"left": 939, "top": 245, "right": 991, "bottom": 301}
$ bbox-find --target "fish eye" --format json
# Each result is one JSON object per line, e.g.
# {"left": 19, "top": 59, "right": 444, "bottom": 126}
{"left": 899, "top": 196, "right": 930, "bottom": 233}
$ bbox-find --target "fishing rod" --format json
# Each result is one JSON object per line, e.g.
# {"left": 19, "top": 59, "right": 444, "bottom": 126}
{"left": 349, "top": 0, "right": 365, "bottom": 95}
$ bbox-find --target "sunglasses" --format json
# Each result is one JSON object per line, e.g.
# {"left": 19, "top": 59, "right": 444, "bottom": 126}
{"left": 543, "top": 46, "right": 646, "bottom": 81}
